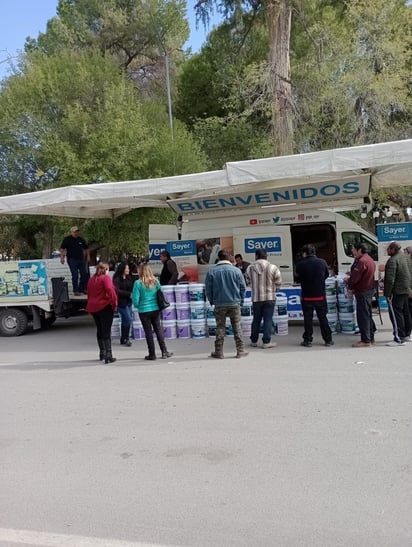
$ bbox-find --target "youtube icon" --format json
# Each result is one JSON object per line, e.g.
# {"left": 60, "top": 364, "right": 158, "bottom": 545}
{"left": 249, "top": 219, "right": 258, "bottom": 225}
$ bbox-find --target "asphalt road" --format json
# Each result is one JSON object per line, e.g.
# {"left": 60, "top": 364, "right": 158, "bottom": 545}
{"left": 0, "top": 314, "right": 411, "bottom": 547}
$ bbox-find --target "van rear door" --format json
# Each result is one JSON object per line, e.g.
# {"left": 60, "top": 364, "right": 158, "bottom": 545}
{"left": 233, "top": 226, "right": 293, "bottom": 283}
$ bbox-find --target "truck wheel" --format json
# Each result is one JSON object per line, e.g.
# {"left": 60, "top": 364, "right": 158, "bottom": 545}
{"left": 0, "top": 309, "right": 28, "bottom": 336}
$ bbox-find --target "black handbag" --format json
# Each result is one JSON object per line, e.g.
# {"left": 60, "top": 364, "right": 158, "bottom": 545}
{"left": 156, "top": 287, "right": 170, "bottom": 311}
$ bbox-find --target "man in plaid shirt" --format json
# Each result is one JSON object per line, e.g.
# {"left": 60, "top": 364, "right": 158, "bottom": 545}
{"left": 245, "top": 249, "right": 282, "bottom": 349}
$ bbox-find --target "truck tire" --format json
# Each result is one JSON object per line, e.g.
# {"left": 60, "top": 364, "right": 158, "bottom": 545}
{"left": 0, "top": 308, "right": 29, "bottom": 337}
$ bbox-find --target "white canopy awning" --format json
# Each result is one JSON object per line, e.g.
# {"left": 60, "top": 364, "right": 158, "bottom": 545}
{"left": 0, "top": 139, "right": 410, "bottom": 219}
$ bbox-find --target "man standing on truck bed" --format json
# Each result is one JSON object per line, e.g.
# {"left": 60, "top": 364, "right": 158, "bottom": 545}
{"left": 295, "top": 244, "right": 333, "bottom": 348}
{"left": 60, "top": 226, "right": 90, "bottom": 296}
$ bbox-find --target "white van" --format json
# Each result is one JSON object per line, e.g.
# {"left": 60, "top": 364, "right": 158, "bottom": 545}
{"left": 172, "top": 208, "right": 378, "bottom": 283}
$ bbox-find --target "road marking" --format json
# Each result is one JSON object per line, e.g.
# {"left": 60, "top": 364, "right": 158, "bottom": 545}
{"left": 0, "top": 528, "right": 177, "bottom": 547}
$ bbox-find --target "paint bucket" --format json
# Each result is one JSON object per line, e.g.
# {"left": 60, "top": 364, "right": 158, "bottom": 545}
{"left": 161, "top": 285, "right": 176, "bottom": 304}
{"left": 206, "top": 303, "right": 215, "bottom": 319}
{"left": 132, "top": 308, "right": 141, "bottom": 322}
{"left": 336, "top": 279, "right": 347, "bottom": 295}
{"left": 225, "top": 318, "right": 234, "bottom": 337}
{"left": 176, "top": 320, "right": 191, "bottom": 339}
{"left": 189, "top": 283, "right": 205, "bottom": 302}
{"left": 274, "top": 296, "right": 288, "bottom": 316}
{"left": 191, "top": 319, "right": 206, "bottom": 338}
{"left": 207, "top": 317, "right": 217, "bottom": 337}
{"left": 338, "top": 294, "right": 354, "bottom": 313}
{"left": 174, "top": 284, "right": 190, "bottom": 304}
{"left": 326, "top": 295, "right": 337, "bottom": 314}
{"left": 327, "top": 312, "right": 338, "bottom": 334}
{"left": 161, "top": 303, "right": 176, "bottom": 321}
{"left": 132, "top": 322, "right": 145, "bottom": 340}
{"left": 241, "top": 299, "right": 253, "bottom": 317}
{"left": 274, "top": 317, "right": 288, "bottom": 335}
{"left": 111, "top": 317, "right": 121, "bottom": 338}
{"left": 162, "top": 320, "right": 177, "bottom": 339}
{"left": 176, "top": 303, "right": 191, "bottom": 321}
{"left": 339, "top": 312, "right": 357, "bottom": 334}
{"left": 325, "top": 277, "right": 337, "bottom": 296}
{"left": 245, "top": 288, "right": 252, "bottom": 299}
{"left": 240, "top": 316, "right": 253, "bottom": 336}
{"left": 190, "top": 302, "right": 206, "bottom": 320}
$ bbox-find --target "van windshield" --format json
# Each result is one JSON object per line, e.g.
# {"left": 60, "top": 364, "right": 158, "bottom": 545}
{"left": 342, "top": 232, "right": 378, "bottom": 261}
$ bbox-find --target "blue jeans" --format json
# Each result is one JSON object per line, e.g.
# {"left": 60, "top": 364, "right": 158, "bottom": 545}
{"left": 355, "top": 289, "right": 376, "bottom": 343}
{"left": 251, "top": 300, "right": 275, "bottom": 345}
{"left": 118, "top": 304, "right": 133, "bottom": 330}
{"left": 67, "top": 257, "right": 89, "bottom": 292}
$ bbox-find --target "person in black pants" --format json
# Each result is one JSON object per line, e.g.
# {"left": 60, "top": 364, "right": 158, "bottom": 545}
{"left": 113, "top": 262, "right": 135, "bottom": 347}
{"left": 159, "top": 251, "right": 178, "bottom": 286}
{"left": 131, "top": 263, "right": 173, "bottom": 361}
{"left": 60, "top": 226, "right": 90, "bottom": 295}
{"left": 295, "top": 244, "right": 333, "bottom": 348}
{"left": 86, "top": 262, "right": 118, "bottom": 363}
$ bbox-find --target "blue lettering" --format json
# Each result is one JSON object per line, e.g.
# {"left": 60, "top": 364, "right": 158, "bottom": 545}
{"left": 245, "top": 237, "right": 282, "bottom": 253}
{"left": 237, "top": 195, "right": 254, "bottom": 206}
{"left": 300, "top": 187, "right": 317, "bottom": 199}
{"left": 342, "top": 181, "right": 359, "bottom": 194}
{"left": 218, "top": 197, "right": 237, "bottom": 207}
{"left": 255, "top": 193, "right": 271, "bottom": 204}
{"left": 203, "top": 199, "right": 218, "bottom": 209}
{"left": 178, "top": 202, "right": 195, "bottom": 211}
{"left": 320, "top": 185, "right": 340, "bottom": 196}
{"left": 272, "top": 190, "right": 290, "bottom": 202}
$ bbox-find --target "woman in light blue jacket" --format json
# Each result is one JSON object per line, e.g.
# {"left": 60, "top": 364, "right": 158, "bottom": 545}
{"left": 132, "top": 263, "right": 173, "bottom": 361}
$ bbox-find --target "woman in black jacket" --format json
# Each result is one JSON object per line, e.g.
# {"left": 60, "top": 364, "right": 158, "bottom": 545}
{"left": 112, "top": 262, "right": 135, "bottom": 347}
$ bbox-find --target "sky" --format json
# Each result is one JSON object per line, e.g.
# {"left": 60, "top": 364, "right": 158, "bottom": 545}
{"left": 0, "top": 0, "right": 220, "bottom": 79}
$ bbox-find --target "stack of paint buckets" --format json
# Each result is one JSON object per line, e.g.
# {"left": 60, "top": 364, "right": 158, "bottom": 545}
{"left": 336, "top": 277, "right": 357, "bottom": 334}
{"left": 188, "top": 283, "right": 207, "bottom": 338}
{"left": 325, "top": 277, "right": 338, "bottom": 334}
{"left": 273, "top": 295, "right": 288, "bottom": 335}
{"left": 240, "top": 292, "right": 253, "bottom": 338}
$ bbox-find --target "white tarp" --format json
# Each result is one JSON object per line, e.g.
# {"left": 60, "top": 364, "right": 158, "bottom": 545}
{"left": 0, "top": 139, "right": 410, "bottom": 218}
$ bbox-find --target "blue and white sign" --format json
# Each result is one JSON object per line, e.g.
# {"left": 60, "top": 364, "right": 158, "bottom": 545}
{"left": 376, "top": 222, "right": 412, "bottom": 242}
{"left": 167, "top": 239, "right": 197, "bottom": 257}
{"left": 148, "top": 243, "right": 166, "bottom": 261}
{"left": 168, "top": 175, "right": 371, "bottom": 213}
{"left": 245, "top": 237, "right": 281, "bottom": 253}
{"left": 277, "top": 287, "right": 303, "bottom": 319}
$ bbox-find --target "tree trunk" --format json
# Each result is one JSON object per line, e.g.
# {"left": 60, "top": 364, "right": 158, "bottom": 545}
{"left": 266, "top": 0, "right": 294, "bottom": 156}
{"left": 41, "top": 221, "right": 54, "bottom": 259}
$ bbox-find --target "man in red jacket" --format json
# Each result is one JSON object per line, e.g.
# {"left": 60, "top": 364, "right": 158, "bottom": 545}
{"left": 346, "top": 242, "right": 376, "bottom": 347}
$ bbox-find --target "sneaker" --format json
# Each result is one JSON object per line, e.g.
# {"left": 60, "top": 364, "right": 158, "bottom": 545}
{"left": 210, "top": 352, "right": 224, "bottom": 359}
{"left": 236, "top": 351, "right": 249, "bottom": 359}
{"left": 144, "top": 355, "right": 157, "bottom": 360}
{"left": 249, "top": 342, "right": 258, "bottom": 348}
{"left": 352, "top": 341, "right": 371, "bottom": 348}
{"left": 300, "top": 341, "right": 312, "bottom": 347}
{"left": 262, "top": 343, "right": 277, "bottom": 349}
{"left": 161, "top": 351, "right": 173, "bottom": 359}
{"left": 385, "top": 341, "right": 406, "bottom": 346}
{"left": 324, "top": 340, "right": 334, "bottom": 347}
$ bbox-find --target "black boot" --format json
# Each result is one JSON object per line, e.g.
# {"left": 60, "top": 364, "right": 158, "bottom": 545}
{"left": 121, "top": 326, "right": 132, "bottom": 347}
{"left": 97, "top": 338, "right": 105, "bottom": 361}
{"left": 103, "top": 338, "right": 117, "bottom": 364}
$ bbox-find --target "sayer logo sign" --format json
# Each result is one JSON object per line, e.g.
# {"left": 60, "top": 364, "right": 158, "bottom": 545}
{"left": 245, "top": 237, "right": 281, "bottom": 253}
{"left": 148, "top": 243, "right": 166, "bottom": 261}
{"left": 377, "top": 223, "right": 412, "bottom": 241}
{"left": 167, "top": 239, "right": 197, "bottom": 257}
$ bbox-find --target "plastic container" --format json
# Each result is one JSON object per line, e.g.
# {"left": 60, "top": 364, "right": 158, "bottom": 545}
{"left": 274, "top": 296, "right": 288, "bottom": 316}
{"left": 273, "top": 317, "right": 288, "bottom": 335}
{"left": 206, "top": 303, "right": 215, "bottom": 318}
{"left": 338, "top": 294, "right": 354, "bottom": 313}
{"left": 336, "top": 279, "right": 347, "bottom": 295}
{"left": 190, "top": 302, "right": 206, "bottom": 320}
{"left": 162, "top": 320, "right": 177, "bottom": 339}
{"left": 325, "top": 277, "right": 337, "bottom": 296}
{"left": 111, "top": 317, "right": 121, "bottom": 338}
{"left": 241, "top": 299, "right": 253, "bottom": 317}
{"left": 133, "top": 322, "right": 145, "bottom": 340}
{"left": 240, "top": 316, "right": 253, "bottom": 336}
{"left": 326, "top": 295, "right": 337, "bottom": 314}
{"left": 176, "top": 320, "right": 191, "bottom": 339}
{"left": 207, "top": 317, "right": 217, "bottom": 337}
{"left": 189, "top": 283, "right": 205, "bottom": 302}
{"left": 176, "top": 303, "right": 191, "bottom": 321}
{"left": 161, "top": 303, "right": 176, "bottom": 321}
{"left": 339, "top": 312, "right": 357, "bottom": 333}
{"left": 191, "top": 319, "right": 206, "bottom": 338}
{"left": 327, "top": 312, "right": 338, "bottom": 334}
{"left": 174, "top": 284, "right": 190, "bottom": 304}
{"left": 161, "top": 285, "right": 176, "bottom": 304}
